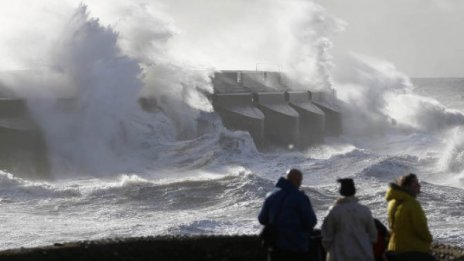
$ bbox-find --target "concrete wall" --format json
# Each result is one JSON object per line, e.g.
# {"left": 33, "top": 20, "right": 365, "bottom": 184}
{"left": 0, "top": 98, "right": 50, "bottom": 179}
{"left": 0, "top": 98, "right": 28, "bottom": 118}
{"left": 313, "top": 101, "right": 342, "bottom": 137}
{"left": 212, "top": 93, "right": 265, "bottom": 148}
{"left": 253, "top": 92, "right": 299, "bottom": 147}
{"left": 286, "top": 91, "right": 325, "bottom": 147}
{"left": 211, "top": 71, "right": 343, "bottom": 149}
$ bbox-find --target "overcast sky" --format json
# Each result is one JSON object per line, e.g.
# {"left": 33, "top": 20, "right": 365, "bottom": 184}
{"left": 314, "top": 0, "right": 464, "bottom": 77}
{"left": 1, "top": 0, "right": 463, "bottom": 78}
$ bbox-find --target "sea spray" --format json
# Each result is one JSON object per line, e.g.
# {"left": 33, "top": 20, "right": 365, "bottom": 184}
{"left": 438, "top": 126, "right": 464, "bottom": 184}
{"left": 332, "top": 54, "right": 414, "bottom": 138}
{"left": 0, "top": 1, "right": 74, "bottom": 71}
{"left": 386, "top": 94, "right": 464, "bottom": 131}
{"left": 27, "top": 6, "right": 147, "bottom": 177}
{"left": 281, "top": 0, "right": 344, "bottom": 92}
{"left": 333, "top": 54, "right": 464, "bottom": 139}
{"left": 0, "top": 4, "right": 216, "bottom": 177}
{"left": 86, "top": 1, "right": 215, "bottom": 139}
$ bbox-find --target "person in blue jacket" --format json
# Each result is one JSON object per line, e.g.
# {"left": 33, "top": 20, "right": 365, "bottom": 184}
{"left": 258, "top": 169, "right": 318, "bottom": 261}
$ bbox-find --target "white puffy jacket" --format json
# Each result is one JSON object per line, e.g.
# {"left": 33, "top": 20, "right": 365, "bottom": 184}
{"left": 321, "top": 197, "right": 377, "bottom": 261}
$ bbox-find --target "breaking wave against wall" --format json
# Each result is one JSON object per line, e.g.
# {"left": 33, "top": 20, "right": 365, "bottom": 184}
{"left": 0, "top": 0, "right": 345, "bottom": 178}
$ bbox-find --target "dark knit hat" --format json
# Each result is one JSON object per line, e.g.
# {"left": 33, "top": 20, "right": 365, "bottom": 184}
{"left": 337, "top": 178, "right": 356, "bottom": 197}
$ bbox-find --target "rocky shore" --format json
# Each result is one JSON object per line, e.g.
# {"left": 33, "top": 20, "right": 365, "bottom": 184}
{"left": 0, "top": 235, "right": 463, "bottom": 261}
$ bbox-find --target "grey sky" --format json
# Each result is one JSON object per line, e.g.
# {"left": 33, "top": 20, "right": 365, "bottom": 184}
{"left": 315, "top": 0, "right": 464, "bottom": 77}
{"left": 1, "top": 0, "right": 463, "bottom": 78}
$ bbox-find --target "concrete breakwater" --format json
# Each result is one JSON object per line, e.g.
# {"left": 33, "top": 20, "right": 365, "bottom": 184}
{"left": 212, "top": 71, "right": 342, "bottom": 149}
{"left": 0, "top": 98, "right": 49, "bottom": 178}
{"left": 0, "top": 235, "right": 463, "bottom": 261}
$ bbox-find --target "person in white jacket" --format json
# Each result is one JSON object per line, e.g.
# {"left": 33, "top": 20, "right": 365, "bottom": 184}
{"left": 321, "top": 178, "right": 377, "bottom": 261}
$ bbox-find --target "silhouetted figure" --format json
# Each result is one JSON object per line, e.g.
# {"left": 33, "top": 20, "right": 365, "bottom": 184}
{"left": 321, "top": 178, "right": 377, "bottom": 261}
{"left": 258, "top": 169, "right": 317, "bottom": 261}
{"left": 385, "top": 173, "right": 435, "bottom": 261}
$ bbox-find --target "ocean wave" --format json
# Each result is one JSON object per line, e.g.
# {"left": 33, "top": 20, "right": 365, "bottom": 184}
{"left": 52, "top": 171, "right": 271, "bottom": 212}
{"left": 360, "top": 155, "right": 418, "bottom": 181}
{"left": 0, "top": 171, "right": 81, "bottom": 201}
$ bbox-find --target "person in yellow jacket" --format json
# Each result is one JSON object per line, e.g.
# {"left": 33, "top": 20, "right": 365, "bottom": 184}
{"left": 385, "top": 173, "right": 435, "bottom": 261}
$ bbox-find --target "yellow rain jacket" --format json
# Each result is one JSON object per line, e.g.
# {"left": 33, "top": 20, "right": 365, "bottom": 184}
{"left": 385, "top": 183, "right": 433, "bottom": 253}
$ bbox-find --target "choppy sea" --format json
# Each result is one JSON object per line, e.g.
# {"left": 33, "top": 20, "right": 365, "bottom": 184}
{"left": 1, "top": 77, "right": 464, "bottom": 250}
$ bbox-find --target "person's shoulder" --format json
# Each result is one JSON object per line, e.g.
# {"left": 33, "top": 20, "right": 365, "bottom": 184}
{"left": 328, "top": 202, "right": 340, "bottom": 212}
{"left": 355, "top": 199, "right": 370, "bottom": 208}
{"left": 357, "top": 202, "right": 374, "bottom": 215}
{"left": 403, "top": 197, "right": 423, "bottom": 210}
{"left": 265, "top": 188, "right": 282, "bottom": 200}
{"left": 326, "top": 202, "right": 346, "bottom": 217}
{"left": 402, "top": 197, "right": 420, "bottom": 206}
{"left": 295, "top": 189, "right": 311, "bottom": 200}
{"left": 288, "top": 189, "right": 311, "bottom": 204}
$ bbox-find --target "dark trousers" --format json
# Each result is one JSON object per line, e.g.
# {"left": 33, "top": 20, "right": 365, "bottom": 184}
{"left": 386, "top": 251, "right": 436, "bottom": 261}
{"left": 268, "top": 248, "right": 310, "bottom": 261}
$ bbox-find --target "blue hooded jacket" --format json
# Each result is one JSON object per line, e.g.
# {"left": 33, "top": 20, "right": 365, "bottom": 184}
{"left": 258, "top": 177, "right": 318, "bottom": 252}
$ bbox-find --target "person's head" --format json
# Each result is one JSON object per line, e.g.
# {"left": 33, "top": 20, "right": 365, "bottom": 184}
{"left": 337, "top": 178, "right": 356, "bottom": 197}
{"left": 286, "top": 169, "right": 303, "bottom": 189}
{"left": 397, "top": 173, "right": 421, "bottom": 196}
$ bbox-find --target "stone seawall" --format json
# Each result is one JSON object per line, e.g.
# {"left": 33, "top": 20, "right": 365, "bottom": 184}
{"left": 1, "top": 235, "right": 463, "bottom": 261}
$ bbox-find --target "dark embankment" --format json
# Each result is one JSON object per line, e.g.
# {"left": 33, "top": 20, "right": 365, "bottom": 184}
{"left": 0, "top": 235, "right": 463, "bottom": 261}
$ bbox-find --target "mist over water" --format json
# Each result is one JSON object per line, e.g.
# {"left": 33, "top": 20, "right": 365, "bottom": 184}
{"left": 1, "top": 0, "right": 464, "bottom": 251}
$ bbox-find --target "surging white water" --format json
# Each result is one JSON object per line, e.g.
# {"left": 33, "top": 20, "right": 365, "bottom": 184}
{"left": 1, "top": 4, "right": 216, "bottom": 177}
{"left": 334, "top": 54, "right": 464, "bottom": 139}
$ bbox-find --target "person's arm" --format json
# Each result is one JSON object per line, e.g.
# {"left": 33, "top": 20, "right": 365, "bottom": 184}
{"left": 387, "top": 201, "right": 395, "bottom": 229}
{"left": 301, "top": 194, "right": 317, "bottom": 231}
{"left": 321, "top": 208, "right": 334, "bottom": 250}
{"left": 258, "top": 197, "right": 270, "bottom": 225}
{"left": 366, "top": 210, "right": 378, "bottom": 243}
{"left": 410, "top": 201, "right": 433, "bottom": 243}
{"left": 301, "top": 194, "right": 317, "bottom": 232}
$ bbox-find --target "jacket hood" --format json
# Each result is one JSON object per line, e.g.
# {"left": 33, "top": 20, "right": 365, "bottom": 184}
{"left": 275, "top": 177, "right": 297, "bottom": 191}
{"left": 385, "top": 182, "right": 415, "bottom": 202}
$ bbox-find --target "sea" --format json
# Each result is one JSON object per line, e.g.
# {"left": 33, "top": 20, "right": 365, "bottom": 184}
{"left": 1, "top": 2, "right": 464, "bottom": 252}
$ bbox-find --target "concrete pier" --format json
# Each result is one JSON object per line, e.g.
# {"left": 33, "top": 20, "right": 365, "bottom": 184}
{"left": 0, "top": 98, "right": 28, "bottom": 117}
{"left": 253, "top": 92, "right": 299, "bottom": 147}
{"left": 211, "top": 71, "right": 343, "bottom": 149}
{"left": 286, "top": 91, "right": 325, "bottom": 147}
{"left": 0, "top": 98, "right": 49, "bottom": 178}
{"left": 212, "top": 93, "right": 265, "bottom": 147}
{"left": 313, "top": 101, "right": 342, "bottom": 137}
